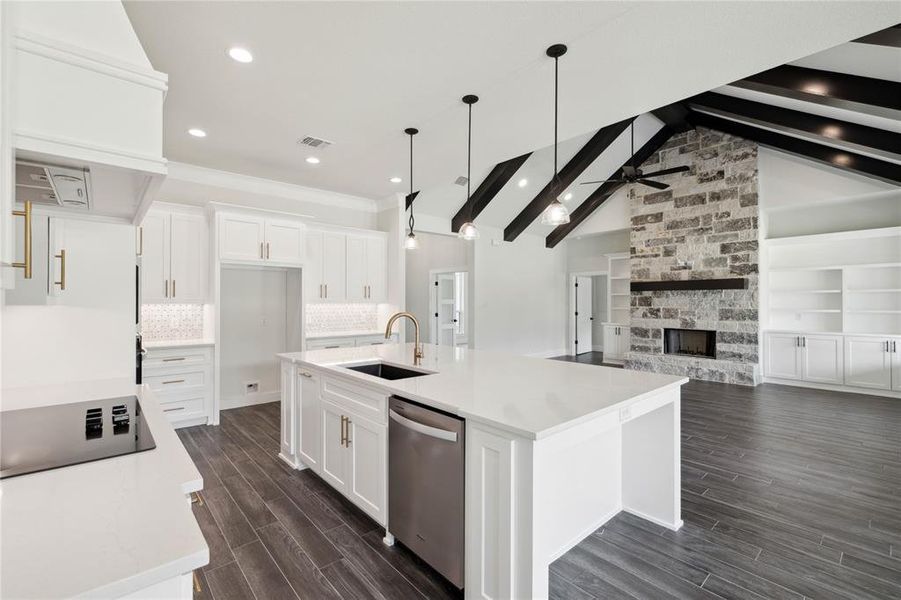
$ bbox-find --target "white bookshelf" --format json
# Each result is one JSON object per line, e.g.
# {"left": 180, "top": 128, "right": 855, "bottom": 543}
{"left": 764, "top": 227, "right": 901, "bottom": 335}
{"left": 607, "top": 254, "right": 631, "bottom": 325}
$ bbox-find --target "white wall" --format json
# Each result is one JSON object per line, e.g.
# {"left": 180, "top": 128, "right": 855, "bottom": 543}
{"left": 404, "top": 231, "right": 472, "bottom": 343}
{"left": 376, "top": 196, "right": 406, "bottom": 335}
{"left": 2, "top": 219, "right": 136, "bottom": 389}
{"left": 566, "top": 230, "right": 630, "bottom": 273}
{"left": 473, "top": 227, "right": 568, "bottom": 357}
{"left": 220, "top": 267, "right": 301, "bottom": 409}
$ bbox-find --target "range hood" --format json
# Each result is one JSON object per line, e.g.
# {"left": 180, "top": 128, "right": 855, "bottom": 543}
{"left": 15, "top": 161, "right": 92, "bottom": 210}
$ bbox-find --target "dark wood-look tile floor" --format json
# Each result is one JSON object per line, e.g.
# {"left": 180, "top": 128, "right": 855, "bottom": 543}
{"left": 181, "top": 380, "right": 901, "bottom": 600}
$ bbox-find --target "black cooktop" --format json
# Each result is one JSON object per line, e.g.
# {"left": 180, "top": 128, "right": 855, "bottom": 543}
{"left": 0, "top": 396, "right": 156, "bottom": 479}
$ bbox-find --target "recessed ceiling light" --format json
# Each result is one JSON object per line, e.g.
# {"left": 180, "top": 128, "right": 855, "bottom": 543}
{"left": 563, "top": 192, "right": 573, "bottom": 201}
{"left": 802, "top": 83, "right": 828, "bottom": 96}
{"left": 228, "top": 47, "right": 253, "bottom": 63}
{"left": 305, "top": 157, "right": 320, "bottom": 164}
{"left": 389, "top": 177, "right": 403, "bottom": 184}
{"left": 518, "top": 178, "right": 528, "bottom": 188}
{"left": 187, "top": 128, "right": 207, "bottom": 138}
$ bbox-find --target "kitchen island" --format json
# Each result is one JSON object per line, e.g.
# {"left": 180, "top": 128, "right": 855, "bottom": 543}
{"left": 277, "top": 343, "right": 687, "bottom": 599}
{"left": 0, "top": 378, "right": 208, "bottom": 599}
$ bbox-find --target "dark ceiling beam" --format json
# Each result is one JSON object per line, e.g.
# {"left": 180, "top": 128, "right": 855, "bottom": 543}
{"left": 546, "top": 125, "right": 675, "bottom": 248}
{"left": 852, "top": 24, "right": 901, "bottom": 48}
{"left": 689, "top": 91, "right": 901, "bottom": 160}
{"left": 651, "top": 102, "right": 693, "bottom": 133}
{"left": 504, "top": 117, "right": 634, "bottom": 242}
{"left": 689, "top": 110, "right": 901, "bottom": 185}
{"left": 404, "top": 191, "right": 419, "bottom": 211}
{"left": 730, "top": 65, "right": 901, "bottom": 121}
{"left": 450, "top": 152, "right": 531, "bottom": 233}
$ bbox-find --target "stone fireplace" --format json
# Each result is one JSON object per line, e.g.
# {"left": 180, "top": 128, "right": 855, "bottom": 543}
{"left": 625, "top": 127, "right": 761, "bottom": 385}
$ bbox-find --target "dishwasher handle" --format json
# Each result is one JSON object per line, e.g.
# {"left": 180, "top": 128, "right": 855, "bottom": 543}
{"left": 389, "top": 409, "right": 458, "bottom": 443}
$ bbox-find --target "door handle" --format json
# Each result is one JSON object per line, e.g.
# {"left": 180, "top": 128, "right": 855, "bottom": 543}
{"left": 389, "top": 409, "right": 458, "bottom": 442}
{"left": 54, "top": 249, "right": 66, "bottom": 290}
{"left": 340, "top": 415, "right": 348, "bottom": 447}
{"left": 325, "top": 284, "right": 328, "bottom": 298}
{"left": 12, "top": 201, "right": 33, "bottom": 279}
{"left": 894, "top": 341, "right": 897, "bottom": 353}
{"left": 266, "top": 242, "right": 270, "bottom": 259}
{"left": 165, "top": 279, "right": 169, "bottom": 298}
{"left": 172, "top": 279, "right": 176, "bottom": 298}
{"left": 299, "top": 371, "right": 313, "bottom": 378}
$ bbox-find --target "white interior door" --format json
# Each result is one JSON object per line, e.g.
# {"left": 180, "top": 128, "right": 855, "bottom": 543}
{"left": 575, "top": 277, "right": 592, "bottom": 355}
{"left": 435, "top": 273, "right": 457, "bottom": 346}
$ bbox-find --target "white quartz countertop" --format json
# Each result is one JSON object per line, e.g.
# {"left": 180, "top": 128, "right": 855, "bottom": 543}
{"left": 0, "top": 378, "right": 208, "bottom": 599}
{"left": 278, "top": 344, "right": 687, "bottom": 440}
{"left": 144, "top": 338, "right": 215, "bottom": 349}
{"left": 306, "top": 330, "right": 385, "bottom": 340}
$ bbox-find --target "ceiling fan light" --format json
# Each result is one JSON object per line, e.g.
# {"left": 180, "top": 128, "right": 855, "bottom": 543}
{"left": 458, "top": 222, "right": 480, "bottom": 241}
{"left": 404, "top": 231, "right": 419, "bottom": 250}
{"left": 540, "top": 200, "right": 571, "bottom": 226}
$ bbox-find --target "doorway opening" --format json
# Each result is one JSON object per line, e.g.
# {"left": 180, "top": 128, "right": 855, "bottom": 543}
{"left": 568, "top": 271, "right": 608, "bottom": 359}
{"left": 430, "top": 269, "right": 469, "bottom": 347}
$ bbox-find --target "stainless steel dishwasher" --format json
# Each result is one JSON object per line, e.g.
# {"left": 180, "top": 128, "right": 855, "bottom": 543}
{"left": 388, "top": 396, "right": 465, "bottom": 589}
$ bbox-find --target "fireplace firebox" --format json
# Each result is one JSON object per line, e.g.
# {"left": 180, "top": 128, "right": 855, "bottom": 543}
{"left": 663, "top": 328, "right": 716, "bottom": 359}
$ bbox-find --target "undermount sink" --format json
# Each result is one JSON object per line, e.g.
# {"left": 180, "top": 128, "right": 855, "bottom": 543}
{"left": 343, "top": 362, "right": 433, "bottom": 381}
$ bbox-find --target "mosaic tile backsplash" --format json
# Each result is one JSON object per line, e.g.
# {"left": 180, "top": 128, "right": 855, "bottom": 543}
{"left": 306, "top": 303, "right": 379, "bottom": 334}
{"left": 142, "top": 304, "right": 205, "bottom": 341}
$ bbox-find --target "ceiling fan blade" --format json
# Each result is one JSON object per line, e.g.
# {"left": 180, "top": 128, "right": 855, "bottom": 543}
{"left": 580, "top": 178, "right": 625, "bottom": 185}
{"left": 639, "top": 165, "right": 690, "bottom": 178}
{"left": 637, "top": 179, "right": 669, "bottom": 190}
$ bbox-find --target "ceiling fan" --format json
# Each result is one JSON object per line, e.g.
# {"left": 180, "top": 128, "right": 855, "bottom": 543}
{"left": 580, "top": 121, "right": 689, "bottom": 190}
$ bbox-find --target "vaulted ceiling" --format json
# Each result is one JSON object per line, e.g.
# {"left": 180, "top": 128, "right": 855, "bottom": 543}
{"left": 126, "top": 0, "right": 898, "bottom": 211}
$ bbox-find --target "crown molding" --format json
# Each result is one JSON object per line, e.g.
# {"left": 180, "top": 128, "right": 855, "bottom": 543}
{"left": 166, "top": 162, "right": 379, "bottom": 213}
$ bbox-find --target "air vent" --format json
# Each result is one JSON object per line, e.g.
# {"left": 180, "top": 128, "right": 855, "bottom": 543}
{"left": 454, "top": 176, "right": 468, "bottom": 186}
{"left": 85, "top": 407, "right": 103, "bottom": 439}
{"left": 112, "top": 404, "right": 130, "bottom": 433}
{"left": 298, "top": 136, "right": 333, "bottom": 149}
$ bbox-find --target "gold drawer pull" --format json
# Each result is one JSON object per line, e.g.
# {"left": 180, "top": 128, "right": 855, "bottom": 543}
{"left": 191, "top": 492, "right": 203, "bottom": 506}
{"left": 162, "top": 379, "right": 185, "bottom": 385}
{"left": 163, "top": 406, "right": 185, "bottom": 412}
{"left": 12, "top": 201, "right": 33, "bottom": 279}
{"left": 172, "top": 279, "right": 176, "bottom": 298}
{"left": 300, "top": 371, "right": 313, "bottom": 378}
{"left": 54, "top": 249, "right": 66, "bottom": 290}
{"left": 162, "top": 357, "right": 186, "bottom": 362}
{"left": 193, "top": 571, "right": 202, "bottom": 593}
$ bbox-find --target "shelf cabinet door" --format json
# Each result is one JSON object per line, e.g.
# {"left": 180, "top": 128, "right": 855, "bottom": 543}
{"left": 305, "top": 230, "right": 324, "bottom": 302}
{"left": 280, "top": 361, "right": 296, "bottom": 461}
{"left": 319, "top": 400, "right": 349, "bottom": 491}
{"left": 141, "top": 211, "right": 170, "bottom": 303}
{"left": 345, "top": 235, "right": 367, "bottom": 301}
{"left": 169, "top": 213, "right": 208, "bottom": 302}
{"left": 297, "top": 368, "right": 321, "bottom": 473}
{"left": 618, "top": 326, "right": 631, "bottom": 358}
{"left": 844, "top": 336, "right": 892, "bottom": 391}
{"left": 265, "top": 218, "right": 304, "bottom": 265}
{"left": 346, "top": 414, "right": 387, "bottom": 524}
{"left": 764, "top": 333, "right": 802, "bottom": 380}
{"left": 892, "top": 338, "right": 901, "bottom": 392}
{"left": 321, "top": 232, "right": 346, "bottom": 301}
{"left": 219, "top": 213, "right": 265, "bottom": 262}
{"left": 801, "top": 335, "right": 843, "bottom": 385}
{"left": 365, "top": 236, "right": 387, "bottom": 302}
{"left": 603, "top": 325, "right": 620, "bottom": 359}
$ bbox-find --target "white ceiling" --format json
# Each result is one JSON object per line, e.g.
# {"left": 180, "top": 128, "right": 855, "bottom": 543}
{"left": 125, "top": 1, "right": 898, "bottom": 208}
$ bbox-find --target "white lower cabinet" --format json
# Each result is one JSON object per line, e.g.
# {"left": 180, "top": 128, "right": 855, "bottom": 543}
{"left": 143, "top": 346, "right": 213, "bottom": 427}
{"left": 282, "top": 363, "right": 387, "bottom": 525}
{"left": 844, "top": 336, "right": 893, "bottom": 391}
{"left": 764, "top": 333, "right": 803, "bottom": 380}
{"left": 602, "top": 325, "right": 630, "bottom": 362}
{"left": 306, "top": 333, "right": 398, "bottom": 350}
{"left": 280, "top": 361, "right": 296, "bottom": 462}
{"left": 764, "top": 333, "right": 843, "bottom": 385}
{"left": 893, "top": 340, "right": 901, "bottom": 392}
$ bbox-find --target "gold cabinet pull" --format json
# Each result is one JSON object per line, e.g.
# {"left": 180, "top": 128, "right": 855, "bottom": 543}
{"left": 164, "top": 279, "right": 168, "bottom": 298}
{"left": 54, "top": 249, "right": 66, "bottom": 290}
{"left": 12, "top": 201, "right": 33, "bottom": 279}
{"left": 266, "top": 242, "right": 270, "bottom": 259}
{"left": 162, "top": 357, "right": 186, "bottom": 362}
{"left": 163, "top": 406, "right": 185, "bottom": 412}
{"left": 191, "top": 491, "right": 204, "bottom": 506}
{"left": 345, "top": 417, "right": 352, "bottom": 447}
{"left": 193, "top": 571, "right": 202, "bottom": 594}
{"left": 340, "top": 415, "right": 347, "bottom": 446}
{"left": 324, "top": 283, "right": 328, "bottom": 298}
{"left": 260, "top": 241, "right": 264, "bottom": 259}
{"left": 172, "top": 279, "right": 176, "bottom": 298}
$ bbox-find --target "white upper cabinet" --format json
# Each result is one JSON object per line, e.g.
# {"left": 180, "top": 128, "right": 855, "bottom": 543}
{"left": 322, "top": 232, "right": 347, "bottom": 301}
{"left": 346, "top": 233, "right": 387, "bottom": 303}
{"left": 217, "top": 212, "right": 305, "bottom": 266}
{"left": 141, "top": 207, "right": 208, "bottom": 303}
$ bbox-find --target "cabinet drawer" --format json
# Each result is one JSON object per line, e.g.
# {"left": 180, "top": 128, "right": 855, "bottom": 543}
{"left": 307, "top": 338, "right": 355, "bottom": 350}
{"left": 320, "top": 375, "right": 388, "bottom": 424}
{"left": 144, "top": 369, "right": 208, "bottom": 393}
{"left": 354, "top": 334, "right": 397, "bottom": 346}
{"left": 159, "top": 395, "right": 206, "bottom": 422}
{"left": 144, "top": 348, "right": 212, "bottom": 369}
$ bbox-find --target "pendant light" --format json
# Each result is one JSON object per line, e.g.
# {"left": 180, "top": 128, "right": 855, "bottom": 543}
{"left": 458, "top": 94, "right": 480, "bottom": 241}
{"left": 404, "top": 127, "right": 419, "bottom": 250}
{"left": 540, "top": 43, "right": 571, "bottom": 226}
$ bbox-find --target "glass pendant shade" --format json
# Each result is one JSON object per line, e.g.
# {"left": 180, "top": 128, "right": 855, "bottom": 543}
{"left": 540, "top": 199, "right": 571, "bottom": 226}
{"left": 457, "top": 221, "right": 480, "bottom": 240}
{"left": 404, "top": 231, "right": 419, "bottom": 250}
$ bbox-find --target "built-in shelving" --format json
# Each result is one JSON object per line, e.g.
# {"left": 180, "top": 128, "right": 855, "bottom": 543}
{"left": 608, "top": 254, "right": 630, "bottom": 325}
{"left": 764, "top": 227, "right": 901, "bottom": 335}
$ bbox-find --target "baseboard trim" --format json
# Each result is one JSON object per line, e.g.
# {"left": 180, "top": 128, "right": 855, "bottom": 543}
{"left": 623, "top": 507, "right": 684, "bottom": 532}
{"left": 221, "top": 390, "right": 280, "bottom": 410}
{"left": 546, "top": 505, "right": 622, "bottom": 563}
{"left": 762, "top": 377, "right": 901, "bottom": 399}
{"left": 591, "top": 345, "right": 604, "bottom": 352}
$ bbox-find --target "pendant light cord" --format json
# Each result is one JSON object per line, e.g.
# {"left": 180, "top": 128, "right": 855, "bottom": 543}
{"left": 553, "top": 54, "right": 559, "bottom": 188}
{"left": 408, "top": 132, "right": 415, "bottom": 233}
{"left": 467, "top": 101, "right": 473, "bottom": 221}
